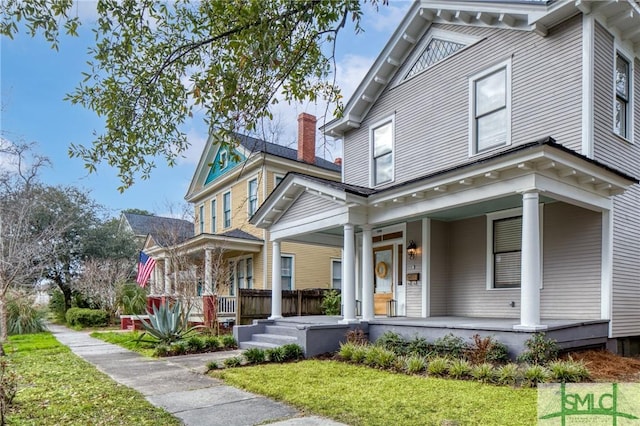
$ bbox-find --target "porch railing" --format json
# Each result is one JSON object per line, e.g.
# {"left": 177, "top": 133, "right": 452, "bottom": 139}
{"left": 217, "top": 296, "right": 236, "bottom": 315}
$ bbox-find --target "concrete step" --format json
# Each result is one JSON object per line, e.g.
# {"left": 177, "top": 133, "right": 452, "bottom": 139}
{"left": 264, "top": 325, "right": 299, "bottom": 337}
{"left": 252, "top": 333, "right": 298, "bottom": 345}
{"left": 239, "top": 341, "right": 280, "bottom": 350}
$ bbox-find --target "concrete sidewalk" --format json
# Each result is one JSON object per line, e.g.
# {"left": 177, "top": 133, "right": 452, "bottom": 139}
{"left": 49, "top": 325, "right": 346, "bottom": 426}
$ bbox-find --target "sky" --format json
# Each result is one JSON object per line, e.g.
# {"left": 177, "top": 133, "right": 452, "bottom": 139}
{"left": 1, "top": 1, "right": 410, "bottom": 218}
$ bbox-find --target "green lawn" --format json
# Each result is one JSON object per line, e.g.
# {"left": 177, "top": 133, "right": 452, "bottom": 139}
{"left": 90, "top": 331, "right": 157, "bottom": 357}
{"left": 216, "top": 360, "right": 537, "bottom": 426}
{"left": 5, "top": 333, "right": 180, "bottom": 426}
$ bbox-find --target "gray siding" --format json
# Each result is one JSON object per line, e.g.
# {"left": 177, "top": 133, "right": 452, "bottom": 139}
{"left": 540, "top": 203, "right": 601, "bottom": 320}
{"left": 406, "top": 220, "right": 423, "bottom": 317}
{"left": 429, "top": 220, "right": 449, "bottom": 316}
{"left": 278, "top": 192, "right": 340, "bottom": 224}
{"left": 592, "top": 23, "right": 640, "bottom": 338}
{"left": 344, "top": 16, "right": 583, "bottom": 188}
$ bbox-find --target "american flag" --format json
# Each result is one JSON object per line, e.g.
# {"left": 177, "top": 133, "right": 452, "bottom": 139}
{"left": 136, "top": 251, "right": 156, "bottom": 287}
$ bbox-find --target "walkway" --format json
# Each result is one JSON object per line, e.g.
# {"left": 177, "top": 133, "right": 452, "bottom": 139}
{"left": 49, "top": 325, "right": 345, "bottom": 426}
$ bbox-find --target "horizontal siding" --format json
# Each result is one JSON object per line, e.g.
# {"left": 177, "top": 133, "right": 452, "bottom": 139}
{"left": 344, "top": 16, "right": 583, "bottom": 188}
{"left": 429, "top": 220, "right": 448, "bottom": 316}
{"left": 279, "top": 192, "right": 341, "bottom": 223}
{"left": 406, "top": 220, "right": 422, "bottom": 317}
{"left": 540, "top": 203, "right": 601, "bottom": 319}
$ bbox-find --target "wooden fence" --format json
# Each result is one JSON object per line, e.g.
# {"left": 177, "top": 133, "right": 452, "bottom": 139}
{"left": 236, "top": 288, "right": 339, "bottom": 325}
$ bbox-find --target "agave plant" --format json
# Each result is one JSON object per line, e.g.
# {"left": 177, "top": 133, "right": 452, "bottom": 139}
{"left": 137, "top": 301, "right": 201, "bottom": 345}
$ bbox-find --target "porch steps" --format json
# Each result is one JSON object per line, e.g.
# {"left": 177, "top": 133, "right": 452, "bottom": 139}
{"left": 238, "top": 323, "right": 300, "bottom": 350}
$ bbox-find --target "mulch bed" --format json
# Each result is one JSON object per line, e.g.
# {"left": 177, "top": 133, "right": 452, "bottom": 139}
{"left": 564, "top": 350, "right": 640, "bottom": 382}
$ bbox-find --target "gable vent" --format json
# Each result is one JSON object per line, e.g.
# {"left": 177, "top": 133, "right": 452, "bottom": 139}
{"left": 405, "top": 38, "right": 465, "bottom": 79}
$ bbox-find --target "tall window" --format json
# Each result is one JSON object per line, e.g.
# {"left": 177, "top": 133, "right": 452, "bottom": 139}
{"left": 371, "top": 119, "right": 394, "bottom": 186}
{"left": 210, "top": 199, "right": 217, "bottom": 233}
{"left": 493, "top": 216, "right": 522, "bottom": 289}
{"left": 248, "top": 178, "right": 258, "bottom": 216}
{"left": 237, "top": 259, "right": 245, "bottom": 290}
{"left": 246, "top": 258, "right": 253, "bottom": 289}
{"left": 199, "top": 205, "right": 204, "bottom": 233}
{"left": 228, "top": 260, "right": 235, "bottom": 296}
{"left": 331, "top": 260, "right": 342, "bottom": 290}
{"left": 471, "top": 60, "right": 511, "bottom": 154}
{"left": 223, "top": 191, "right": 231, "bottom": 228}
{"left": 615, "top": 52, "right": 630, "bottom": 139}
{"left": 281, "top": 255, "right": 293, "bottom": 291}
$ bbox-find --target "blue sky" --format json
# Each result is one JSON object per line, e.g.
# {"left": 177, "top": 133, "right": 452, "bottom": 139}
{"left": 1, "top": 1, "right": 410, "bottom": 218}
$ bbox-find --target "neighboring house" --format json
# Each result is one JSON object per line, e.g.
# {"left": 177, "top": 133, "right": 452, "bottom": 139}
{"left": 119, "top": 212, "right": 193, "bottom": 249}
{"left": 143, "top": 113, "right": 343, "bottom": 321}
{"left": 247, "top": 0, "right": 640, "bottom": 356}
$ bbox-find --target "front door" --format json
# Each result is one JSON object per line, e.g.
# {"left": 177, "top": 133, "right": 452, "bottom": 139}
{"left": 373, "top": 246, "right": 393, "bottom": 315}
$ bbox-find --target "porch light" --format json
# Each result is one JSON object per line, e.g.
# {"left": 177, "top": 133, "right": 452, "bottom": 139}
{"left": 407, "top": 240, "right": 417, "bottom": 259}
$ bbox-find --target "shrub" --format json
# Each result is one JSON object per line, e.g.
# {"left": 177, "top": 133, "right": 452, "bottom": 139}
{"left": 116, "top": 283, "right": 147, "bottom": 315}
{"left": 433, "top": 334, "right": 468, "bottom": 358}
{"left": 223, "top": 356, "right": 243, "bottom": 368}
{"left": 404, "top": 355, "right": 427, "bottom": 375}
{"left": 221, "top": 334, "right": 237, "bottom": 349}
{"left": 449, "top": 359, "right": 472, "bottom": 380}
{"left": 0, "top": 358, "right": 18, "bottom": 426}
{"left": 517, "top": 333, "right": 558, "bottom": 365}
{"left": 320, "top": 289, "right": 341, "bottom": 316}
{"left": 266, "top": 347, "right": 286, "bottom": 363}
{"left": 206, "top": 361, "right": 219, "bottom": 371}
{"left": 153, "top": 344, "right": 170, "bottom": 357}
{"left": 48, "top": 290, "right": 67, "bottom": 322}
{"left": 282, "top": 344, "right": 304, "bottom": 361}
{"left": 367, "top": 347, "right": 397, "bottom": 370}
{"left": 471, "top": 363, "right": 496, "bottom": 383}
{"left": 7, "top": 292, "right": 47, "bottom": 334}
{"left": 466, "top": 334, "right": 508, "bottom": 365}
{"left": 171, "top": 342, "right": 188, "bottom": 356}
{"left": 339, "top": 342, "right": 357, "bottom": 361}
{"left": 203, "top": 336, "right": 222, "bottom": 351}
{"left": 427, "top": 357, "right": 449, "bottom": 377}
{"left": 497, "top": 363, "right": 521, "bottom": 387}
{"left": 65, "top": 307, "right": 109, "bottom": 327}
{"left": 345, "top": 328, "right": 368, "bottom": 345}
{"left": 351, "top": 346, "right": 368, "bottom": 364}
{"left": 137, "top": 301, "right": 200, "bottom": 345}
{"left": 548, "top": 359, "right": 590, "bottom": 383}
{"left": 375, "top": 331, "right": 407, "bottom": 356}
{"left": 185, "top": 336, "right": 205, "bottom": 353}
{"left": 523, "top": 364, "right": 551, "bottom": 387}
{"left": 244, "top": 348, "right": 267, "bottom": 364}
{"left": 407, "top": 336, "right": 432, "bottom": 357}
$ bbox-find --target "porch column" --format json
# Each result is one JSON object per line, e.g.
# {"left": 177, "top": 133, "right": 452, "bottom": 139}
{"left": 163, "top": 257, "right": 172, "bottom": 295}
{"left": 341, "top": 223, "right": 357, "bottom": 323}
{"left": 515, "top": 191, "right": 546, "bottom": 330}
{"left": 361, "top": 225, "right": 374, "bottom": 321}
{"left": 204, "top": 248, "right": 213, "bottom": 295}
{"left": 269, "top": 240, "right": 282, "bottom": 320}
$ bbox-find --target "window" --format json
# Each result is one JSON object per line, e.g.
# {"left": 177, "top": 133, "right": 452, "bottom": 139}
{"left": 228, "top": 256, "right": 253, "bottom": 292}
{"left": 281, "top": 255, "right": 294, "bottom": 290}
{"left": 492, "top": 216, "right": 522, "bottom": 289}
{"left": 220, "top": 150, "right": 228, "bottom": 169}
{"left": 223, "top": 191, "right": 231, "bottom": 228}
{"left": 237, "top": 259, "right": 245, "bottom": 290}
{"left": 470, "top": 60, "right": 511, "bottom": 154}
{"left": 371, "top": 118, "right": 394, "bottom": 186}
{"left": 246, "top": 258, "right": 253, "bottom": 289}
{"left": 199, "top": 205, "right": 204, "bottom": 233}
{"left": 210, "top": 199, "right": 217, "bottom": 233}
{"left": 275, "top": 175, "right": 284, "bottom": 186}
{"left": 248, "top": 178, "right": 258, "bottom": 216}
{"left": 331, "top": 260, "right": 342, "bottom": 290}
{"left": 228, "top": 260, "right": 235, "bottom": 296}
{"left": 614, "top": 52, "right": 631, "bottom": 139}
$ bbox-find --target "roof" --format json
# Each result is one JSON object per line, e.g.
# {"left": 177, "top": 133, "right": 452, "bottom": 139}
{"left": 234, "top": 133, "right": 341, "bottom": 172}
{"left": 218, "top": 228, "right": 263, "bottom": 241}
{"left": 122, "top": 213, "right": 193, "bottom": 245}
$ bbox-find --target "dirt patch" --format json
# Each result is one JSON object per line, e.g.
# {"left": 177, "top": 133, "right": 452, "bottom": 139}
{"left": 564, "top": 350, "right": 640, "bottom": 382}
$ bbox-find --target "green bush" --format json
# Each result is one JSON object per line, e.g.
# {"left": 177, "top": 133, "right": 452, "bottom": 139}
{"left": 497, "top": 363, "right": 521, "bottom": 386}
{"left": 523, "top": 364, "right": 551, "bottom": 388}
{"left": 404, "top": 355, "right": 427, "bottom": 375}
{"left": 221, "top": 334, "right": 237, "bottom": 349}
{"left": 204, "top": 336, "right": 222, "bottom": 350}
{"left": 206, "top": 360, "right": 219, "bottom": 371}
{"left": 516, "top": 333, "right": 558, "bottom": 365}
{"left": 170, "top": 342, "right": 187, "bottom": 356}
{"left": 427, "top": 357, "right": 449, "bottom": 377}
{"left": 7, "top": 292, "right": 47, "bottom": 335}
{"left": 548, "top": 359, "right": 590, "bottom": 383}
{"left": 153, "top": 344, "right": 170, "bottom": 357}
{"left": 244, "top": 348, "right": 267, "bottom": 364}
{"left": 48, "top": 290, "right": 67, "bottom": 322}
{"left": 406, "top": 336, "right": 432, "bottom": 357}
{"left": 320, "top": 289, "right": 341, "bottom": 316}
{"left": 471, "top": 363, "right": 496, "bottom": 383}
{"left": 364, "top": 346, "right": 396, "bottom": 370}
{"left": 339, "top": 342, "right": 357, "bottom": 361}
{"left": 185, "top": 336, "right": 205, "bottom": 353}
{"left": 65, "top": 308, "right": 109, "bottom": 327}
{"left": 266, "top": 347, "right": 286, "bottom": 363}
{"left": 448, "top": 359, "right": 472, "bottom": 379}
{"left": 116, "top": 283, "right": 148, "bottom": 315}
{"left": 375, "top": 331, "right": 407, "bottom": 356}
{"left": 351, "top": 345, "right": 368, "bottom": 364}
{"left": 433, "top": 334, "right": 468, "bottom": 358}
{"left": 282, "top": 344, "right": 305, "bottom": 361}
{"left": 223, "top": 356, "right": 243, "bottom": 368}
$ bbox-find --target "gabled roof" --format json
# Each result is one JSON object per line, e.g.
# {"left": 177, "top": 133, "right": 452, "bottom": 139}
{"left": 218, "top": 228, "right": 263, "bottom": 241}
{"left": 122, "top": 213, "right": 193, "bottom": 246}
{"left": 324, "top": 0, "right": 640, "bottom": 136}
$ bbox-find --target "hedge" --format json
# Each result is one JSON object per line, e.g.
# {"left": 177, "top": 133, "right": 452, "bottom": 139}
{"left": 65, "top": 308, "right": 109, "bottom": 327}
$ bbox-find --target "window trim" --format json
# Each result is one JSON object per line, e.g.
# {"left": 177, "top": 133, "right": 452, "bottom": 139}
{"left": 198, "top": 204, "right": 205, "bottom": 234}
{"left": 469, "top": 58, "right": 512, "bottom": 156}
{"left": 330, "top": 258, "right": 342, "bottom": 290}
{"left": 369, "top": 115, "right": 395, "bottom": 188}
{"left": 223, "top": 190, "right": 232, "bottom": 229}
{"left": 485, "top": 207, "right": 543, "bottom": 291}
{"left": 281, "top": 254, "right": 295, "bottom": 291}
{"left": 612, "top": 47, "right": 634, "bottom": 144}
{"left": 228, "top": 255, "right": 254, "bottom": 293}
{"left": 247, "top": 176, "right": 259, "bottom": 217}
{"left": 220, "top": 150, "right": 229, "bottom": 169}
{"left": 210, "top": 198, "right": 217, "bottom": 234}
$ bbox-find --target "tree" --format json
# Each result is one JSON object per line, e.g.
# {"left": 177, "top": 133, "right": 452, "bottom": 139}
{"left": 1, "top": 0, "right": 380, "bottom": 190}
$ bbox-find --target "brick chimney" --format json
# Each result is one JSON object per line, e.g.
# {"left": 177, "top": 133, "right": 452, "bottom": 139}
{"left": 297, "top": 113, "right": 316, "bottom": 165}
{"left": 334, "top": 157, "right": 342, "bottom": 166}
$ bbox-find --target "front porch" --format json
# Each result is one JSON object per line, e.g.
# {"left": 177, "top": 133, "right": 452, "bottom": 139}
{"left": 235, "top": 315, "right": 610, "bottom": 358}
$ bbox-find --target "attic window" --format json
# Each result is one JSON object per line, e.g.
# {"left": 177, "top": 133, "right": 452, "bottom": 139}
{"left": 220, "top": 150, "right": 228, "bottom": 169}
{"left": 405, "top": 38, "right": 465, "bottom": 79}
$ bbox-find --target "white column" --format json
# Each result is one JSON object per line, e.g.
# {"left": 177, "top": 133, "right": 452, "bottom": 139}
{"left": 341, "top": 223, "right": 357, "bottom": 323}
{"left": 163, "top": 258, "right": 171, "bottom": 295}
{"left": 515, "top": 191, "right": 546, "bottom": 330}
{"left": 361, "top": 225, "right": 374, "bottom": 321}
{"left": 204, "top": 248, "right": 213, "bottom": 295}
{"left": 269, "top": 240, "right": 282, "bottom": 319}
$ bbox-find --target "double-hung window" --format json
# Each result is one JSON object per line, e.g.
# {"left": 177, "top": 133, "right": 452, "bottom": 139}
{"left": 223, "top": 191, "right": 231, "bottom": 228}
{"left": 248, "top": 178, "right": 258, "bottom": 216}
{"left": 371, "top": 118, "right": 394, "bottom": 186}
{"left": 492, "top": 216, "right": 522, "bottom": 289}
{"left": 331, "top": 260, "right": 342, "bottom": 290}
{"left": 614, "top": 52, "right": 631, "bottom": 139}
{"left": 199, "top": 205, "right": 205, "bottom": 233}
{"left": 470, "top": 60, "right": 511, "bottom": 154}
{"left": 281, "top": 255, "right": 294, "bottom": 290}
{"left": 210, "top": 199, "right": 217, "bottom": 233}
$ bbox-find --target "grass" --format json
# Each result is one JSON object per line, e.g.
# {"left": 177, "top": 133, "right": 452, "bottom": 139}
{"left": 89, "top": 331, "right": 157, "bottom": 357}
{"left": 215, "top": 360, "right": 537, "bottom": 426}
{"left": 5, "top": 333, "right": 180, "bottom": 426}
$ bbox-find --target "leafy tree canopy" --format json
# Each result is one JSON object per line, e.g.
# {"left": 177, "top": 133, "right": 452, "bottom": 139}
{"left": 1, "top": 0, "right": 379, "bottom": 191}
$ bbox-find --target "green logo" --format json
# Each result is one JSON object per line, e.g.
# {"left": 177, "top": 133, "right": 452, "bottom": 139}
{"left": 538, "top": 383, "right": 640, "bottom": 425}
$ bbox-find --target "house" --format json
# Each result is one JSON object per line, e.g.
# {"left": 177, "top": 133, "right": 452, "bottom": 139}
{"left": 242, "top": 0, "right": 640, "bottom": 357}
{"left": 119, "top": 212, "right": 193, "bottom": 249}
{"left": 142, "top": 113, "right": 343, "bottom": 323}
